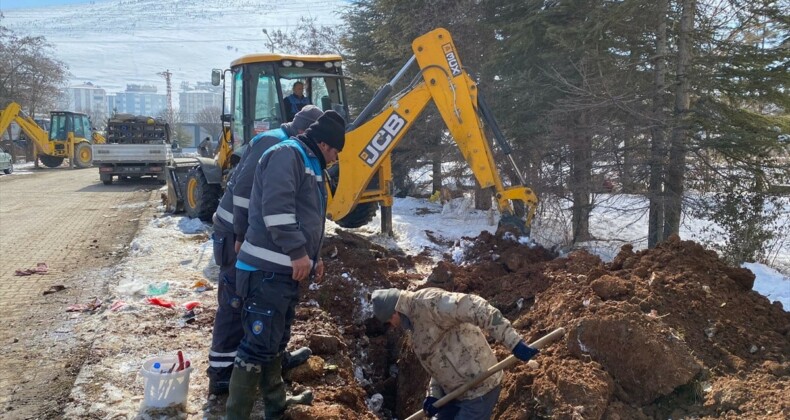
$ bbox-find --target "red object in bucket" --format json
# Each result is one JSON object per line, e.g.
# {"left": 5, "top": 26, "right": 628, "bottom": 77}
{"left": 183, "top": 301, "right": 201, "bottom": 311}
{"left": 177, "top": 350, "right": 185, "bottom": 371}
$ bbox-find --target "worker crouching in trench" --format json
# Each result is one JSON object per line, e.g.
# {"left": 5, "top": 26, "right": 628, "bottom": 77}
{"left": 371, "top": 288, "right": 539, "bottom": 419}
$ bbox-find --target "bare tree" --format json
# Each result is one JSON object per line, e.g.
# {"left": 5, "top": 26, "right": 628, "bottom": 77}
{"left": 0, "top": 25, "right": 69, "bottom": 115}
{"left": 195, "top": 106, "right": 222, "bottom": 142}
{"left": 264, "top": 17, "right": 346, "bottom": 55}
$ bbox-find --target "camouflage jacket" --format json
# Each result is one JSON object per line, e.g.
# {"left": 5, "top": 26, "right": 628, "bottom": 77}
{"left": 395, "top": 288, "right": 522, "bottom": 400}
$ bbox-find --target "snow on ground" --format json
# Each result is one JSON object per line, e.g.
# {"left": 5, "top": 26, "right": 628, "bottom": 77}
{"left": 65, "top": 199, "right": 219, "bottom": 417}
{"left": 743, "top": 262, "right": 790, "bottom": 310}
{"left": 3, "top": 161, "right": 35, "bottom": 176}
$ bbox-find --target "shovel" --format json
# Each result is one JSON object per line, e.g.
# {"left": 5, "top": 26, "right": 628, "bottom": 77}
{"left": 405, "top": 327, "right": 566, "bottom": 420}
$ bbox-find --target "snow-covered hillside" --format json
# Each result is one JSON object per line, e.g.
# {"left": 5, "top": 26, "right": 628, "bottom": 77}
{"left": 1, "top": 0, "right": 346, "bottom": 92}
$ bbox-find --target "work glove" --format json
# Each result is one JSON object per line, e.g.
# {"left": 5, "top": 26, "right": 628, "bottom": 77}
{"left": 512, "top": 340, "right": 539, "bottom": 361}
{"left": 422, "top": 396, "right": 440, "bottom": 417}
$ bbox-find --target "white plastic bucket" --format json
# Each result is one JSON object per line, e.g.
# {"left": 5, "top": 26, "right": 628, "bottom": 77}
{"left": 140, "top": 355, "right": 193, "bottom": 408}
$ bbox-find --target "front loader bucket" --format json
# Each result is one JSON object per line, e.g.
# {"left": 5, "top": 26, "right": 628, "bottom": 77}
{"left": 164, "top": 157, "right": 199, "bottom": 213}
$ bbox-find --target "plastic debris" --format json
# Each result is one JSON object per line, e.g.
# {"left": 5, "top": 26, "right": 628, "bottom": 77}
{"left": 15, "top": 262, "right": 49, "bottom": 276}
{"left": 183, "top": 301, "right": 201, "bottom": 311}
{"left": 110, "top": 300, "right": 127, "bottom": 312}
{"left": 147, "top": 281, "right": 170, "bottom": 296}
{"left": 191, "top": 279, "right": 214, "bottom": 292}
{"left": 66, "top": 297, "right": 102, "bottom": 313}
{"left": 146, "top": 297, "right": 175, "bottom": 309}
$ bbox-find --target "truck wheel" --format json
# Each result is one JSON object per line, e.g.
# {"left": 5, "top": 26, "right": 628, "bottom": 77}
{"left": 326, "top": 165, "right": 378, "bottom": 228}
{"left": 3, "top": 165, "right": 12, "bottom": 174}
{"left": 184, "top": 167, "right": 221, "bottom": 221}
{"left": 40, "top": 155, "right": 65, "bottom": 168}
{"left": 74, "top": 143, "right": 93, "bottom": 168}
{"left": 100, "top": 173, "right": 112, "bottom": 185}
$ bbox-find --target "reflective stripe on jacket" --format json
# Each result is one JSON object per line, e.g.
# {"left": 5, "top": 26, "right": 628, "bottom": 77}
{"left": 236, "top": 138, "right": 326, "bottom": 274}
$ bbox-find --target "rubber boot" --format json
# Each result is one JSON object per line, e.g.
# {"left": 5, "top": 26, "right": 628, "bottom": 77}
{"left": 282, "top": 346, "right": 312, "bottom": 372}
{"left": 260, "top": 354, "right": 287, "bottom": 420}
{"left": 225, "top": 362, "right": 262, "bottom": 420}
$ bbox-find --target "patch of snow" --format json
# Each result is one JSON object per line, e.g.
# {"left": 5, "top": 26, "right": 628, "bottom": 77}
{"left": 743, "top": 262, "right": 790, "bottom": 310}
{"left": 178, "top": 217, "right": 208, "bottom": 234}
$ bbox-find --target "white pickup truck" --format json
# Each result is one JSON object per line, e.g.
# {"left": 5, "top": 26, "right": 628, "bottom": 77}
{"left": 93, "top": 115, "right": 173, "bottom": 185}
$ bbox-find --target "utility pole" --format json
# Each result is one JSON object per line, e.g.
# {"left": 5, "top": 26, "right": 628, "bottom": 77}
{"left": 157, "top": 69, "right": 174, "bottom": 125}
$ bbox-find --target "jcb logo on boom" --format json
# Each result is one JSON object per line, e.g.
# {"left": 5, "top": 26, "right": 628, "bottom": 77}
{"left": 359, "top": 113, "right": 406, "bottom": 167}
{"left": 442, "top": 43, "right": 462, "bottom": 77}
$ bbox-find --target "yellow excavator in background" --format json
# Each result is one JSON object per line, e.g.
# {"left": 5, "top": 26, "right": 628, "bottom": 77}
{"left": 167, "top": 28, "right": 538, "bottom": 233}
{"left": 0, "top": 101, "right": 105, "bottom": 168}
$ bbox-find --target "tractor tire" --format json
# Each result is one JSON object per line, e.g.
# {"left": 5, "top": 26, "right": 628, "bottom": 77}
{"left": 74, "top": 142, "right": 93, "bottom": 168}
{"left": 326, "top": 165, "right": 378, "bottom": 228}
{"left": 40, "top": 155, "right": 65, "bottom": 168}
{"left": 335, "top": 201, "right": 379, "bottom": 228}
{"left": 184, "top": 166, "right": 221, "bottom": 221}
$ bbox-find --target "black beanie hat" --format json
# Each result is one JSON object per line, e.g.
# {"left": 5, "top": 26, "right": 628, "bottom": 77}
{"left": 292, "top": 105, "right": 323, "bottom": 132}
{"left": 305, "top": 110, "right": 345, "bottom": 151}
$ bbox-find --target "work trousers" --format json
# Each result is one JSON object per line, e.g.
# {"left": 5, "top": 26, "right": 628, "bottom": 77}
{"left": 435, "top": 385, "right": 501, "bottom": 420}
{"left": 207, "top": 230, "right": 243, "bottom": 389}
{"left": 235, "top": 269, "right": 299, "bottom": 366}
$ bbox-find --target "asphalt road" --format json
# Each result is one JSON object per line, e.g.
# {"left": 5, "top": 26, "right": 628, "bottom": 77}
{"left": 0, "top": 166, "right": 159, "bottom": 417}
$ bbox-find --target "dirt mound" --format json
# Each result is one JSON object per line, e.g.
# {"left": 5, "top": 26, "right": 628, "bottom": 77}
{"left": 452, "top": 233, "right": 789, "bottom": 419}
{"left": 278, "top": 230, "right": 788, "bottom": 419}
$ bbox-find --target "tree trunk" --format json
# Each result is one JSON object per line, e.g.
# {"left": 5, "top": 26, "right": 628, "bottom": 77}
{"left": 648, "top": 0, "right": 669, "bottom": 248}
{"left": 621, "top": 133, "right": 634, "bottom": 193}
{"left": 431, "top": 153, "right": 442, "bottom": 195}
{"left": 664, "top": 0, "right": 696, "bottom": 239}
{"left": 474, "top": 184, "right": 492, "bottom": 210}
{"left": 571, "top": 113, "right": 593, "bottom": 243}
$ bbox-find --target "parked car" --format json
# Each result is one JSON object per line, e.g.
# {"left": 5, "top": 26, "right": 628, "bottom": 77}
{"left": 0, "top": 147, "right": 12, "bottom": 174}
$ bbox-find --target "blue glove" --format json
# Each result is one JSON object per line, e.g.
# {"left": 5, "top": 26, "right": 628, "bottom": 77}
{"left": 423, "top": 396, "right": 440, "bottom": 417}
{"left": 512, "top": 340, "right": 539, "bottom": 361}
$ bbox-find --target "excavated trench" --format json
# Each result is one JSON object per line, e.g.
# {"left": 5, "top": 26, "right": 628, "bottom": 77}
{"left": 281, "top": 228, "right": 789, "bottom": 419}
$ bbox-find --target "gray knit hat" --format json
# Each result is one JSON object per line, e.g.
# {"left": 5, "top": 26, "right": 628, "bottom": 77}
{"left": 371, "top": 288, "right": 401, "bottom": 323}
{"left": 292, "top": 105, "right": 323, "bottom": 131}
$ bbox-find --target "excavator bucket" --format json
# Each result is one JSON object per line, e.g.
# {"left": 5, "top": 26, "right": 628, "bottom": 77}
{"left": 164, "top": 157, "right": 198, "bottom": 213}
{"left": 497, "top": 214, "right": 531, "bottom": 237}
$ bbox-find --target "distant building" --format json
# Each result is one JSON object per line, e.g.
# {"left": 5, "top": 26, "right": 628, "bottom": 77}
{"left": 61, "top": 82, "right": 108, "bottom": 121}
{"left": 178, "top": 82, "right": 222, "bottom": 123}
{"left": 108, "top": 84, "right": 167, "bottom": 117}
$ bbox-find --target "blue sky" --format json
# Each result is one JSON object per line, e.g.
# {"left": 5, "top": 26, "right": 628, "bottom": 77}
{"left": 0, "top": 0, "right": 96, "bottom": 10}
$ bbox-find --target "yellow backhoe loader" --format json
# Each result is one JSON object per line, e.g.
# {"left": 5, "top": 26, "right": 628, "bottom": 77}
{"left": 167, "top": 28, "right": 538, "bottom": 233}
{"left": 165, "top": 52, "right": 349, "bottom": 220}
{"left": 0, "top": 102, "right": 105, "bottom": 168}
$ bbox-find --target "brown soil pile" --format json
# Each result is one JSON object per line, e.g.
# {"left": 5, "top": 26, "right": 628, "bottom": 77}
{"left": 284, "top": 229, "right": 789, "bottom": 420}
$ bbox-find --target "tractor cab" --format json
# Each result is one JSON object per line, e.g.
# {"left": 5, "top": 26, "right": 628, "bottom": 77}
{"left": 214, "top": 54, "right": 349, "bottom": 151}
{"left": 49, "top": 111, "right": 93, "bottom": 142}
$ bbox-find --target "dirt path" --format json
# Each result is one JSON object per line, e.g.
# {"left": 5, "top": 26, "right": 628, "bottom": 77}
{"left": 0, "top": 167, "right": 159, "bottom": 418}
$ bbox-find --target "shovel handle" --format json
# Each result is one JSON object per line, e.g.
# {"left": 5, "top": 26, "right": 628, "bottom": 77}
{"left": 405, "top": 327, "right": 566, "bottom": 420}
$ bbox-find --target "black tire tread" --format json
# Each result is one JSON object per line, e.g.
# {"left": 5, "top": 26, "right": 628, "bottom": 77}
{"left": 184, "top": 167, "right": 221, "bottom": 221}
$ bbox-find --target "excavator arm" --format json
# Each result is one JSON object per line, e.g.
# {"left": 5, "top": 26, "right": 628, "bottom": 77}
{"left": 328, "top": 28, "right": 538, "bottom": 232}
{"left": 0, "top": 102, "right": 52, "bottom": 156}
